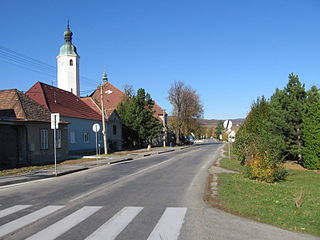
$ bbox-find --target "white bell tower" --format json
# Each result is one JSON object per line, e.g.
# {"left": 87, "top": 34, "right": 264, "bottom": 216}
{"left": 57, "top": 23, "right": 80, "bottom": 96}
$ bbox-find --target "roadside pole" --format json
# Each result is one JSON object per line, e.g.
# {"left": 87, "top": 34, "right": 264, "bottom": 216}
{"left": 92, "top": 123, "right": 100, "bottom": 160}
{"left": 228, "top": 141, "right": 231, "bottom": 161}
{"left": 224, "top": 120, "right": 233, "bottom": 162}
{"left": 101, "top": 72, "right": 108, "bottom": 155}
{"left": 51, "top": 113, "right": 60, "bottom": 176}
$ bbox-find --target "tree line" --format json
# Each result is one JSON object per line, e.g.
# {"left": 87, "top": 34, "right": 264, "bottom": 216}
{"left": 234, "top": 73, "right": 320, "bottom": 182}
{"left": 117, "top": 81, "right": 204, "bottom": 147}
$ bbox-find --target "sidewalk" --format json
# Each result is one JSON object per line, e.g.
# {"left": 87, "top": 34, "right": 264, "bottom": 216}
{"left": 0, "top": 145, "right": 193, "bottom": 188}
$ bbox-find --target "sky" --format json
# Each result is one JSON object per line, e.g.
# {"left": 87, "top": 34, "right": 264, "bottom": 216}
{"left": 1, "top": 0, "right": 320, "bottom": 120}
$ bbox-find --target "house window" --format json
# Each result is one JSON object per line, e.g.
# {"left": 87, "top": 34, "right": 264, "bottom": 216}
{"left": 83, "top": 132, "right": 90, "bottom": 143}
{"left": 69, "top": 59, "right": 73, "bottom": 66}
{"left": 40, "top": 129, "right": 48, "bottom": 150}
{"left": 113, "top": 125, "right": 117, "bottom": 135}
{"left": 70, "top": 131, "right": 76, "bottom": 144}
{"left": 56, "top": 130, "right": 62, "bottom": 148}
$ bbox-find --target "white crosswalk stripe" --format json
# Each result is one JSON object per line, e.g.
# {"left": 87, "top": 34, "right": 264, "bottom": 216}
{"left": 0, "top": 205, "right": 32, "bottom": 218}
{"left": 147, "top": 207, "right": 187, "bottom": 240}
{"left": 0, "top": 205, "right": 64, "bottom": 238}
{"left": 0, "top": 205, "right": 188, "bottom": 239}
{"left": 85, "top": 207, "right": 143, "bottom": 240}
{"left": 26, "top": 206, "right": 102, "bottom": 240}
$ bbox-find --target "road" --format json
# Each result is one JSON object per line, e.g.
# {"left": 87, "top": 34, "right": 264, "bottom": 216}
{"left": 0, "top": 143, "right": 317, "bottom": 240}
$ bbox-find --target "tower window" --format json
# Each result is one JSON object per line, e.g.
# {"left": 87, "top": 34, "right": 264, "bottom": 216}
{"left": 69, "top": 59, "right": 73, "bottom": 66}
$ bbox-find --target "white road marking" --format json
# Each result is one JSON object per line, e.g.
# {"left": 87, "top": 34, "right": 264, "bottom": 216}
{"left": 26, "top": 206, "right": 102, "bottom": 240}
{"left": 0, "top": 205, "right": 64, "bottom": 238}
{"left": 147, "top": 207, "right": 187, "bottom": 240}
{"left": 0, "top": 205, "right": 32, "bottom": 218}
{"left": 69, "top": 156, "right": 178, "bottom": 202}
{"left": 85, "top": 207, "right": 143, "bottom": 240}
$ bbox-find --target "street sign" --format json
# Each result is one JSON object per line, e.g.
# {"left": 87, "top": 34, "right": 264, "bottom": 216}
{"left": 51, "top": 113, "right": 60, "bottom": 129}
{"left": 229, "top": 130, "right": 236, "bottom": 143}
{"left": 223, "top": 120, "right": 232, "bottom": 130}
{"left": 92, "top": 123, "right": 100, "bottom": 133}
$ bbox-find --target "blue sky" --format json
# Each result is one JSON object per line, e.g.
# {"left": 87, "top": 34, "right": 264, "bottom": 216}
{"left": 1, "top": 0, "right": 319, "bottom": 119}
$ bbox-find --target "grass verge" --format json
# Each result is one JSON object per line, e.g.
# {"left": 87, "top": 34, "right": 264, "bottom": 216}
{"left": 218, "top": 149, "right": 320, "bottom": 236}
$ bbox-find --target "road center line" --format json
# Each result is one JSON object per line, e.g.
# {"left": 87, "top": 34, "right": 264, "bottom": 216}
{"left": 69, "top": 151, "right": 198, "bottom": 203}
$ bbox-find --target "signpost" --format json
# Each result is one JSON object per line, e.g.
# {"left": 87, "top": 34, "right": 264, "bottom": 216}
{"left": 51, "top": 113, "right": 60, "bottom": 176}
{"left": 92, "top": 123, "right": 101, "bottom": 157}
{"left": 224, "top": 120, "right": 233, "bottom": 161}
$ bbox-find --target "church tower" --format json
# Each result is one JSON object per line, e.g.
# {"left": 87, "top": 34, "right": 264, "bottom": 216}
{"left": 57, "top": 23, "right": 80, "bottom": 96}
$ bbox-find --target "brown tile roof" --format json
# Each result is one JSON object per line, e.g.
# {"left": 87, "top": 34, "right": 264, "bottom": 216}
{"left": 90, "top": 81, "right": 165, "bottom": 121}
{"left": 26, "top": 82, "right": 102, "bottom": 121}
{"left": 90, "top": 82, "right": 126, "bottom": 112}
{"left": 0, "top": 89, "right": 52, "bottom": 122}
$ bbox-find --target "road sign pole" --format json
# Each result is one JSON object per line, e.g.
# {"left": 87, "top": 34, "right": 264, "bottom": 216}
{"left": 53, "top": 120, "right": 57, "bottom": 176}
{"left": 51, "top": 113, "right": 60, "bottom": 176}
{"left": 228, "top": 141, "right": 231, "bottom": 161}
{"left": 95, "top": 131, "right": 98, "bottom": 158}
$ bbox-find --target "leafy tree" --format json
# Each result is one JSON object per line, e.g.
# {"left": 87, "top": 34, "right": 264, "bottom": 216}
{"left": 168, "top": 81, "right": 203, "bottom": 144}
{"left": 234, "top": 97, "right": 286, "bottom": 182}
{"left": 214, "top": 121, "right": 224, "bottom": 140}
{"left": 270, "top": 73, "right": 307, "bottom": 163}
{"left": 117, "top": 88, "right": 162, "bottom": 147}
{"left": 302, "top": 86, "right": 320, "bottom": 169}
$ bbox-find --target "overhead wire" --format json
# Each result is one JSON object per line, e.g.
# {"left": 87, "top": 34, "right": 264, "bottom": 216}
{"left": 0, "top": 45, "right": 101, "bottom": 88}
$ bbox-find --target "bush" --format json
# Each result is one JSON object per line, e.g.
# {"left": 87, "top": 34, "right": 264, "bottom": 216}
{"left": 234, "top": 97, "right": 287, "bottom": 183}
{"left": 245, "top": 156, "right": 287, "bottom": 183}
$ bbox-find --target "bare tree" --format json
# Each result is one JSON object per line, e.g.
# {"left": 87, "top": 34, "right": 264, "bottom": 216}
{"left": 168, "top": 81, "right": 203, "bottom": 144}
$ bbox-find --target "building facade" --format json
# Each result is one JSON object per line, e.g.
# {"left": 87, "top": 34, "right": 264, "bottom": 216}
{"left": 0, "top": 89, "right": 68, "bottom": 169}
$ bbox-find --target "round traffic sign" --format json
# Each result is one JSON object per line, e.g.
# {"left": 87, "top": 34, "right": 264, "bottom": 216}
{"left": 223, "top": 120, "right": 232, "bottom": 130}
{"left": 92, "top": 123, "right": 100, "bottom": 132}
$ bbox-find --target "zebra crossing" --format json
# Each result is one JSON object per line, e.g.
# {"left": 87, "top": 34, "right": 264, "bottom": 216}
{"left": 0, "top": 204, "right": 187, "bottom": 240}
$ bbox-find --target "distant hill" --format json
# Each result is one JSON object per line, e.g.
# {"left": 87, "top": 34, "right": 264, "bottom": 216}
{"left": 168, "top": 116, "right": 244, "bottom": 129}
{"left": 197, "top": 118, "right": 245, "bottom": 129}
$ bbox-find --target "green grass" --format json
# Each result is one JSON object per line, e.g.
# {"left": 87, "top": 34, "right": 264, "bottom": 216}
{"left": 219, "top": 144, "right": 245, "bottom": 172}
{"left": 218, "top": 150, "right": 320, "bottom": 236}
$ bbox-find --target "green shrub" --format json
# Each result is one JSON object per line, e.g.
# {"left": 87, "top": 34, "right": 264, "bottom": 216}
{"left": 245, "top": 156, "right": 287, "bottom": 183}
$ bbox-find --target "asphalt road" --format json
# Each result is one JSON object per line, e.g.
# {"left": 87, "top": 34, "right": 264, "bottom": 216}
{"left": 0, "top": 143, "right": 317, "bottom": 240}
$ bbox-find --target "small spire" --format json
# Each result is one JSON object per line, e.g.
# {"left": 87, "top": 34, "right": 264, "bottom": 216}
{"left": 64, "top": 18, "right": 73, "bottom": 43}
{"left": 67, "top": 17, "right": 70, "bottom": 30}
{"left": 102, "top": 72, "right": 108, "bottom": 82}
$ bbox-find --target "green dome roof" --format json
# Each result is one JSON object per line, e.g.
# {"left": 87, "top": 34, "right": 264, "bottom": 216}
{"left": 59, "top": 43, "right": 78, "bottom": 56}
{"left": 58, "top": 23, "right": 78, "bottom": 56}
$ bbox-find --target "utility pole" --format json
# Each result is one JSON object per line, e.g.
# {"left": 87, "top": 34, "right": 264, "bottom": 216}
{"left": 163, "top": 109, "right": 167, "bottom": 147}
{"left": 101, "top": 72, "right": 108, "bottom": 154}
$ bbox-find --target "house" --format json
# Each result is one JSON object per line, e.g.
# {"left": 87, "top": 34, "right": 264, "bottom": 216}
{"left": 0, "top": 89, "right": 68, "bottom": 169}
{"left": 26, "top": 82, "right": 122, "bottom": 154}
{"left": 81, "top": 97, "right": 123, "bottom": 151}
{"left": 90, "top": 80, "right": 168, "bottom": 146}
{"left": 90, "top": 80, "right": 167, "bottom": 123}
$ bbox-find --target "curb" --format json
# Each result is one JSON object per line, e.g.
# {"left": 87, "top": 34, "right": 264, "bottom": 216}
{"left": 56, "top": 167, "right": 89, "bottom": 176}
{"left": 108, "top": 157, "right": 134, "bottom": 165}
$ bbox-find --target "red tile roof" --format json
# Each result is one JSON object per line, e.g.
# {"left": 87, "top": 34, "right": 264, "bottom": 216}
{"left": 90, "top": 82, "right": 126, "bottom": 112}
{"left": 26, "top": 82, "right": 102, "bottom": 121}
{"left": 0, "top": 89, "right": 52, "bottom": 122}
{"left": 90, "top": 82, "right": 165, "bottom": 121}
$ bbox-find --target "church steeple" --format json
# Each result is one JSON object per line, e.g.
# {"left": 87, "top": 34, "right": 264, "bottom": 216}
{"left": 57, "top": 22, "right": 80, "bottom": 96}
